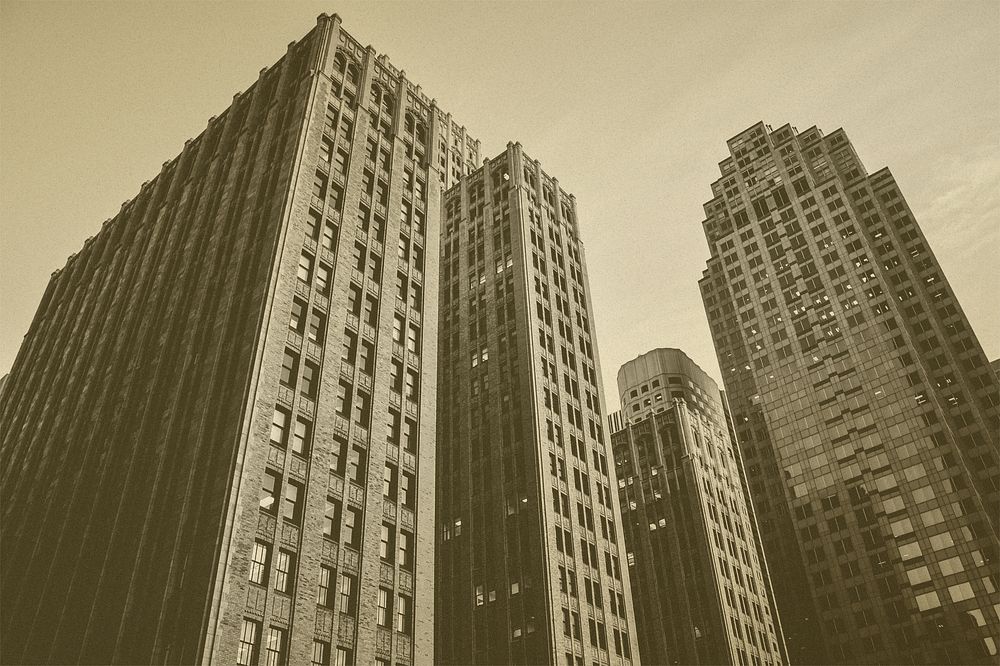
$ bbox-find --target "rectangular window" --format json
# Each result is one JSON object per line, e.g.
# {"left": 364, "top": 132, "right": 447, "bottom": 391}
{"left": 263, "top": 626, "right": 286, "bottom": 666}
{"left": 403, "top": 418, "right": 417, "bottom": 453}
{"left": 322, "top": 222, "right": 337, "bottom": 252}
{"left": 339, "top": 573, "right": 357, "bottom": 615}
{"left": 405, "top": 369, "right": 419, "bottom": 401}
{"left": 311, "top": 640, "right": 330, "bottom": 666}
{"left": 249, "top": 540, "right": 270, "bottom": 585}
{"left": 318, "top": 564, "right": 335, "bottom": 608}
{"left": 297, "top": 253, "right": 313, "bottom": 284}
{"left": 401, "top": 471, "right": 415, "bottom": 509}
{"left": 383, "top": 464, "right": 399, "bottom": 501}
{"left": 237, "top": 619, "right": 260, "bottom": 666}
{"left": 291, "top": 418, "right": 311, "bottom": 457}
{"left": 347, "top": 446, "right": 366, "bottom": 485}
{"left": 380, "top": 522, "right": 395, "bottom": 562}
{"left": 280, "top": 350, "right": 299, "bottom": 388}
{"left": 324, "top": 497, "right": 341, "bottom": 540}
{"left": 273, "top": 549, "right": 294, "bottom": 594}
{"left": 396, "top": 593, "right": 412, "bottom": 634}
{"left": 316, "top": 264, "right": 332, "bottom": 295}
{"left": 344, "top": 506, "right": 362, "bottom": 548}
{"left": 301, "top": 360, "right": 319, "bottom": 398}
{"left": 307, "top": 311, "right": 326, "bottom": 343}
{"left": 377, "top": 587, "right": 393, "bottom": 627}
{"left": 283, "top": 480, "right": 303, "bottom": 524}
{"left": 334, "top": 647, "right": 352, "bottom": 666}
{"left": 270, "top": 407, "right": 290, "bottom": 448}
{"left": 260, "top": 470, "right": 280, "bottom": 514}
{"left": 289, "top": 298, "right": 306, "bottom": 332}
{"left": 312, "top": 171, "right": 328, "bottom": 199}
{"left": 398, "top": 530, "right": 413, "bottom": 571}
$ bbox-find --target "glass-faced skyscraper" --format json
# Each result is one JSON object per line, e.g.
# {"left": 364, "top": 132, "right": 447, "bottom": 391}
{"left": 0, "top": 14, "right": 478, "bottom": 665}
{"left": 699, "top": 122, "right": 999, "bottom": 664}
{"left": 435, "top": 143, "right": 639, "bottom": 665}
{"left": 610, "top": 348, "right": 786, "bottom": 666}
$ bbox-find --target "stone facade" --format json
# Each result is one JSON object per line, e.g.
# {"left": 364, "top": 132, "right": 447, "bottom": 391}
{"left": 0, "top": 13, "right": 478, "bottom": 666}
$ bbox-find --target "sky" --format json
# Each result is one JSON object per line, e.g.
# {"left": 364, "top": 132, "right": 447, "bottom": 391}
{"left": 1, "top": 1, "right": 998, "bottom": 411}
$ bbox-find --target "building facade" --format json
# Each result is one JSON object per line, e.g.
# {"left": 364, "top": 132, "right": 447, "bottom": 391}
{"left": 610, "top": 348, "right": 786, "bottom": 666}
{"left": 699, "top": 122, "right": 1000, "bottom": 664}
{"left": 435, "top": 143, "right": 640, "bottom": 665}
{"left": 0, "top": 14, "right": 479, "bottom": 665}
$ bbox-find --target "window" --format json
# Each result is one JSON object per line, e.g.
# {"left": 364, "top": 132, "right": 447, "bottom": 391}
{"left": 312, "top": 171, "right": 328, "bottom": 199}
{"left": 297, "top": 253, "right": 313, "bottom": 284}
{"left": 263, "top": 627, "right": 286, "bottom": 666}
{"left": 270, "top": 407, "right": 290, "bottom": 448}
{"left": 274, "top": 549, "right": 294, "bottom": 594}
{"left": 291, "top": 418, "right": 311, "bottom": 457}
{"left": 380, "top": 523, "right": 395, "bottom": 562}
{"left": 322, "top": 221, "right": 337, "bottom": 251}
{"left": 398, "top": 530, "right": 413, "bottom": 570}
{"left": 334, "top": 647, "right": 352, "bottom": 666}
{"left": 403, "top": 418, "right": 418, "bottom": 453}
{"left": 344, "top": 507, "right": 362, "bottom": 548}
{"left": 283, "top": 480, "right": 303, "bottom": 524}
{"left": 280, "top": 350, "right": 299, "bottom": 388}
{"left": 406, "top": 325, "right": 420, "bottom": 353}
{"left": 383, "top": 463, "right": 398, "bottom": 500}
{"left": 316, "top": 264, "right": 332, "bottom": 295}
{"left": 347, "top": 446, "right": 366, "bottom": 485}
{"left": 405, "top": 369, "right": 419, "bottom": 401}
{"left": 396, "top": 594, "right": 412, "bottom": 634}
{"left": 307, "top": 311, "right": 326, "bottom": 343}
{"left": 377, "top": 587, "right": 393, "bottom": 627}
{"left": 324, "top": 498, "right": 341, "bottom": 539}
{"left": 289, "top": 298, "right": 306, "bottom": 332}
{"left": 301, "top": 360, "right": 319, "bottom": 398}
{"left": 401, "top": 471, "right": 415, "bottom": 508}
{"left": 260, "top": 470, "right": 280, "bottom": 514}
{"left": 317, "top": 564, "right": 335, "bottom": 608}
{"left": 335, "top": 381, "right": 352, "bottom": 417}
{"left": 249, "top": 540, "right": 270, "bottom": 585}
{"left": 311, "top": 641, "right": 330, "bottom": 666}
{"left": 237, "top": 619, "right": 261, "bottom": 666}
{"left": 339, "top": 573, "right": 357, "bottom": 615}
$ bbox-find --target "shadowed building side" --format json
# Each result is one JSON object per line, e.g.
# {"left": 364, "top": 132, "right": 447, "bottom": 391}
{"left": 435, "top": 143, "right": 640, "bottom": 665}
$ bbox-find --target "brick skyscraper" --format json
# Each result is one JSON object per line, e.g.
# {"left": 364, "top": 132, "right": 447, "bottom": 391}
{"left": 435, "top": 143, "right": 640, "bottom": 665}
{"left": 610, "top": 348, "right": 786, "bottom": 666}
{"left": 699, "top": 122, "right": 1000, "bottom": 664}
{"left": 0, "top": 14, "right": 478, "bottom": 665}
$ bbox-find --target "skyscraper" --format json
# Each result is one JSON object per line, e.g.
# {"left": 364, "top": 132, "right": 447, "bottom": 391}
{"left": 435, "top": 143, "right": 640, "bottom": 665}
{"left": 0, "top": 14, "right": 478, "bottom": 665}
{"left": 610, "top": 348, "right": 786, "bottom": 666}
{"left": 699, "top": 122, "right": 1000, "bottom": 664}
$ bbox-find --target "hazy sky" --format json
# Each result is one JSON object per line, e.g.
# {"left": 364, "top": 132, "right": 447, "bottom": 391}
{"left": 2, "top": 1, "right": 998, "bottom": 410}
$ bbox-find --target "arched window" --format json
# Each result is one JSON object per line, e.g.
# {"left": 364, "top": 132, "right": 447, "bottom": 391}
{"left": 404, "top": 113, "right": 415, "bottom": 135}
{"left": 381, "top": 93, "right": 394, "bottom": 117}
{"left": 415, "top": 123, "right": 427, "bottom": 146}
{"left": 334, "top": 51, "right": 347, "bottom": 73}
{"left": 346, "top": 63, "right": 359, "bottom": 86}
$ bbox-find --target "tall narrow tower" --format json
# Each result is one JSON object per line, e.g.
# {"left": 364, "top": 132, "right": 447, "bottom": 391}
{"left": 699, "top": 122, "right": 1000, "bottom": 664}
{"left": 610, "top": 348, "right": 786, "bottom": 666}
{"left": 0, "top": 14, "right": 478, "bottom": 666}
{"left": 435, "top": 143, "right": 640, "bottom": 665}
